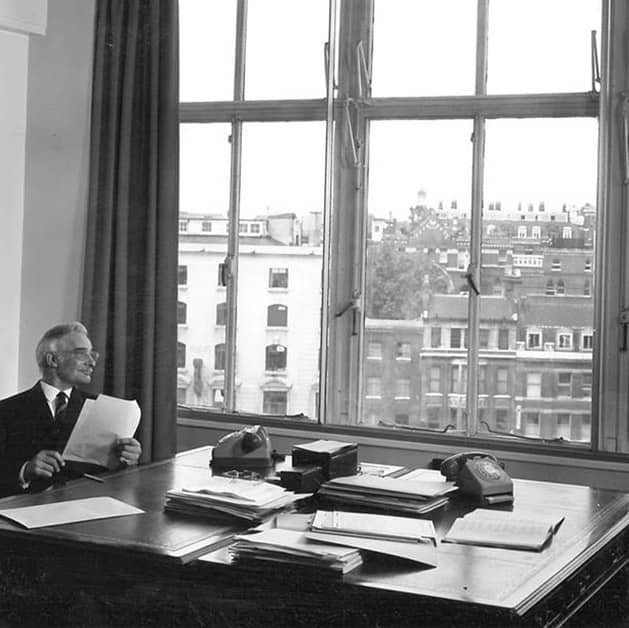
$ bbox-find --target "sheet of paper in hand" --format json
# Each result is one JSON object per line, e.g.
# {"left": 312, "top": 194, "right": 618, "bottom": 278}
{"left": 62, "top": 394, "right": 141, "bottom": 467}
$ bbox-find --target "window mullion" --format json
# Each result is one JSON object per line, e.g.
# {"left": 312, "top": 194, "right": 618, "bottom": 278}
{"left": 465, "top": 0, "right": 489, "bottom": 436}
{"left": 223, "top": 0, "right": 247, "bottom": 411}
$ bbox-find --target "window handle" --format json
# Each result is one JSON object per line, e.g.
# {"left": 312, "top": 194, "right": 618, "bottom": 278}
{"left": 590, "top": 30, "right": 600, "bottom": 94}
{"left": 464, "top": 265, "right": 480, "bottom": 295}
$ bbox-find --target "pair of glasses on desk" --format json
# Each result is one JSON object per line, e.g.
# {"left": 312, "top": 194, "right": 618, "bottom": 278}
{"left": 220, "top": 470, "right": 262, "bottom": 482}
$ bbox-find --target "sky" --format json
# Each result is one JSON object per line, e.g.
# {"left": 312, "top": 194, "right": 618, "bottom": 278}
{"left": 179, "top": 0, "right": 601, "bottom": 222}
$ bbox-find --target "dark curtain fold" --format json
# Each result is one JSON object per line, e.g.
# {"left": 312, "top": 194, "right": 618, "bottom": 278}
{"left": 82, "top": 0, "right": 179, "bottom": 462}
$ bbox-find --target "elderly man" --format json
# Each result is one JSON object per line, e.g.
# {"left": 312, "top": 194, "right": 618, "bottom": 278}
{"left": 0, "top": 322, "right": 142, "bottom": 496}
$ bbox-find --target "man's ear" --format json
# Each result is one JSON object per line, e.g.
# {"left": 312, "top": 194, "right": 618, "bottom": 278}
{"left": 45, "top": 352, "right": 58, "bottom": 368}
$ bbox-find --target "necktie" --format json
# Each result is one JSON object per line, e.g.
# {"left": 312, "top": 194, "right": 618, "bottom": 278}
{"left": 54, "top": 391, "right": 68, "bottom": 420}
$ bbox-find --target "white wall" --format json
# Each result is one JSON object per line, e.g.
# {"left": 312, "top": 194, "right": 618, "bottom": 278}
{"left": 0, "top": 28, "right": 28, "bottom": 397}
{"left": 18, "top": 0, "right": 94, "bottom": 388}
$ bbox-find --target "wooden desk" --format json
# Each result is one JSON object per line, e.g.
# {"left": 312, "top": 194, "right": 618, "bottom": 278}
{"left": 0, "top": 446, "right": 627, "bottom": 627}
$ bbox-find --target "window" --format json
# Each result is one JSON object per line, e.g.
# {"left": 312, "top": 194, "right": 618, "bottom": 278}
{"left": 179, "top": 1, "right": 626, "bottom": 453}
{"left": 429, "top": 367, "right": 441, "bottom": 393}
{"left": 584, "top": 280, "right": 591, "bottom": 296}
{"left": 263, "top": 391, "right": 287, "bottom": 415}
{"left": 557, "top": 414, "right": 571, "bottom": 440}
{"left": 367, "top": 342, "right": 383, "bottom": 359}
{"left": 177, "top": 301, "right": 187, "bottom": 325}
{"left": 495, "top": 409, "right": 508, "bottom": 431}
{"left": 524, "top": 412, "right": 540, "bottom": 437}
{"left": 366, "top": 377, "right": 382, "bottom": 399}
{"left": 557, "top": 331, "right": 572, "bottom": 350}
{"left": 545, "top": 280, "right": 555, "bottom": 296}
{"left": 527, "top": 330, "right": 541, "bottom": 350}
{"left": 582, "top": 373, "right": 593, "bottom": 396}
{"left": 265, "top": 344, "right": 287, "bottom": 371}
{"left": 216, "top": 302, "right": 227, "bottom": 326}
{"left": 526, "top": 373, "right": 542, "bottom": 398}
{"left": 582, "top": 332, "right": 593, "bottom": 351}
{"left": 202, "top": 221, "right": 212, "bottom": 232}
{"left": 214, "top": 343, "right": 226, "bottom": 371}
{"left": 557, "top": 372, "right": 572, "bottom": 397}
{"left": 430, "top": 327, "right": 441, "bottom": 348}
{"left": 395, "top": 379, "right": 410, "bottom": 399}
{"left": 267, "top": 304, "right": 288, "bottom": 327}
{"left": 496, "top": 368, "right": 508, "bottom": 395}
{"left": 556, "top": 280, "right": 565, "bottom": 296}
{"left": 177, "top": 342, "right": 186, "bottom": 369}
{"left": 450, "top": 328, "right": 463, "bottom": 349}
{"left": 178, "top": 220, "right": 188, "bottom": 232}
{"left": 450, "top": 365, "right": 467, "bottom": 394}
{"left": 269, "top": 268, "right": 288, "bottom": 289}
{"left": 396, "top": 342, "right": 411, "bottom": 360}
{"left": 178, "top": 265, "right": 188, "bottom": 286}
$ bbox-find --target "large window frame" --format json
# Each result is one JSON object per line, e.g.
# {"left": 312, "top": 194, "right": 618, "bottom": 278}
{"left": 179, "top": 0, "right": 629, "bottom": 456}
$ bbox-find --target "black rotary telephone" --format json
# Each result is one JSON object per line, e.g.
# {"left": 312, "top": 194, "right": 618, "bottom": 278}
{"left": 440, "top": 451, "right": 514, "bottom": 505}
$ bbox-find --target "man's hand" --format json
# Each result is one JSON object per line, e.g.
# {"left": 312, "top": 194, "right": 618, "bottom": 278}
{"left": 112, "top": 437, "right": 142, "bottom": 468}
{"left": 24, "top": 450, "right": 65, "bottom": 482}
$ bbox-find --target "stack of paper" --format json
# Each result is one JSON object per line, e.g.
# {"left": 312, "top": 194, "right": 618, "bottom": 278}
{"left": 165, "top": 476, "right": 301, "bottom": 522}
{"left": 443, "top": 509, "right": 565, "bottom": 551}
{"left": 306, "top": 510, "right": 438, "bottom": 566}
{"left": 229, "top": 528, "right": 363, "bottom": 574}
{"left": 317, "top": 473, "right": 456, "bottom": 515}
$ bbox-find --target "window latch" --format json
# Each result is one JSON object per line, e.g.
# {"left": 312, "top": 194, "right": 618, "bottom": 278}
{"left": 464, "top": 265, "right": 480, "bottom": 295}
{"left": 590, "top": 30, "right": 600, "bottom": 94}
{"left": 335, "top": 290, "right": 361, "bottom": 335}
{"left": 619, "top": 307, "right": 629, "bottom": 351}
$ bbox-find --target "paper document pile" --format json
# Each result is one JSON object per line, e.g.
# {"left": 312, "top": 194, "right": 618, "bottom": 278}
{"left": 317, "top": 473, "right": 456, "bottom": 516}
{"left": 229, "top": 528, "right": 363, "bottom": 574}
{"left": 165, "top": 476, "right": 301, "bottom": 522}
{"left": 443, "top": 508, "right": 565, "bottom": 551}
{"left": 306, "top": 510, "right": 438, "bottom": 566}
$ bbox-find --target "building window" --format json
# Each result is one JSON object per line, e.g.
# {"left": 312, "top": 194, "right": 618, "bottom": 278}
{"left": 366, "top": 377, "right": 382, "bottom": 398}
{"left": 395, "top": 413, "right": 409, "bottom": 425}
{"left": 478, "top": 366, "right": 487, "bottom": 395}
{"left": 526, "top": 373, "right": 542, "bottom": 398}
{"left": 269, "top": 268, "right": 288, "bottom": 289}
{"left": 527, "top": 330, "right": 541, "bottom": 349}
{"left": 557, "top": 414, "right": 571, "bottom": 440}
{"left": 557, "top": 372, "right": 572, "bottom": 397}
{"left": 267, "top": 304, "right": 288, "bottom": 327}
{"left": 216, "top": 302, "right": 227, "bottom": 326}
{"left": 578, "top": 415, "right": 592, "bottom": 443}
{"left": 396, "top": 342, "right": 411, "bottom": 360}
{"left": 395, "top": 379, "right": 410, "bottom": 399}
{"left": 557, "top": 332, "right": 572, "bottom": 350}
{"left": 265, "top": 344, "right": 287, "bottom": 371}
{"left": 582, "top": 332, "right": 593, "bottom": 351}
{"left": 263, "top": 391, "right": 287, "bottom": 415}
{"left": 532, "top": 226, "right": 541, "bottom": 239}
{"left": 178, "top": 220, "right": 188, "bottom": 232}
{"left": 430, "top": 327, "right": 441, "bottom": 348}
{"left": 498, "top": 329, "right": 509, "bottom": 350}
{"left": 545, "top": 279, "right": 555, "bottom": 295}
{"left": 495, "top": 409, "right": 508, "bottom": 431}
{"left": 479, "top": 329, "right": 489, "bottom": 349}
{"left": 250, "top": 223, "right": 261, "bottom": 234}
{"left": 367, "top": 341, "right": 383, "bottom": 359}
{"left": 582, "top": 373, "right": 593, "bottom": 396}
{"left": 562, "top": 226, "right": 573, "bottom": 239}
{"left": 517, "top": 226, "right": 527, "bottom": 239}
{"left": 177, "top": 301, "right": 187, "bottom": 325}
{"left": 524, "top": 412, "right": 540, "bottom": 437}
{"left": 177, "top": 342, "right": 186, "bottom": 369}
{"left": 450, "top": 328, "right": 463, "bottom": 349}
{"left": 450, "top": 366, "right": 467, "bottom": 394}
{"left": 202, "top": 221, "right": 212, "bottom": 232}
{"left": 178, "top": 265, "right": 188, "bottom": 285}
{"left": 584, "top": 280, "right": 591, "bottom": 296}
{"left": 585, "top": 258, "right": 592, "bottom": 272}
{"left": 429, "top": 367, "right": 441, "bottom": 393}
{"left": 556, "top": 280, "right": 565, "bottom": 295}
{"left": 214, "top": 343, "right": 226, "bottom": 371}
{"left": 551, "top": 258, "right": 561, "bottom": 271}
{"left": 496, "top": 368, "right": 508, "bottom": 395}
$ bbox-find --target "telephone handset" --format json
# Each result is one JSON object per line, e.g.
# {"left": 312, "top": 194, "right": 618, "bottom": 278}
{"left": 440, "top": 451, "right": 513, "bottom": 505}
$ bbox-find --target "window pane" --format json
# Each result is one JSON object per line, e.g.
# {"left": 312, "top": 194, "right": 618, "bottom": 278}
{"left": 235, "top": 122, "right": 324, "bottom": 419}
{"left": 482, "top": 118, "right": 596, "bottom": 443}
{"left": 487, "top": 0, "right": 601, "bottom": 94}
{"left": 178, "top": 124, "right": 231, "bottom": 408}
{"left": 372, "top": 0, "right": 477, "bottom": 96}
{"left": 245, "top": 0, "right": 328, "bottom": 99}
{"left": 179, "top": 0, "right": 237, "bottom": 101}
{"left": 363, "top": 120, "right": 472, "bottom": 428}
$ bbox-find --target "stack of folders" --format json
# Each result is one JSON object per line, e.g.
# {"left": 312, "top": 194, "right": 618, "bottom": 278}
{"left": 229, "top": 528, "right": 363, "bottom": 574}
{"left": 165, "top": 476, "right": 301, "bottom": 522}
{"left": 443, "top": 509, "right": 565, "bottom": 551}
{"left": 316, "top": 473, "right": 457, "bottom": 516}
{"left": 306, "top": 510, "right": 438, "bottom": 566}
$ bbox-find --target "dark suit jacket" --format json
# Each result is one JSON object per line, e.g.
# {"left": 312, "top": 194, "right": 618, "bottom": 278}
{"left": 0, "top": 382, "right": 98, "bottom": 496}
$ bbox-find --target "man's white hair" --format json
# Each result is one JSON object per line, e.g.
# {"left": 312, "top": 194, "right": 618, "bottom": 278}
{"left": 35, "top": 321, "right": 88, "bottom": 370}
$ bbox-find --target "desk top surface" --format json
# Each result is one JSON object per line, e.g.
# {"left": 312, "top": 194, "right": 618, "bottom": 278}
{"left": 0, "top": 446, "right": 627, "bottom": 617}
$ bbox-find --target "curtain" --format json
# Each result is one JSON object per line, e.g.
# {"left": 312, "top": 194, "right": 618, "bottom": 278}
{"left": 82, "top": 0, "right": 179, "bottom": 462}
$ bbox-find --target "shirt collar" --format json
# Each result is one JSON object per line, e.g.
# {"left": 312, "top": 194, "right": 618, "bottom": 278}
{"left": 40, "top": 380, "right": 73, "bottom": 403}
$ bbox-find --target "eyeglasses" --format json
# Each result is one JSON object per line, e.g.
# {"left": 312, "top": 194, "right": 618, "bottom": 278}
{"left": 221, "top": 470, "right": 262, "bottom": 482}
{"left": 57, "top": 348, "right": 100, "bottom": 361}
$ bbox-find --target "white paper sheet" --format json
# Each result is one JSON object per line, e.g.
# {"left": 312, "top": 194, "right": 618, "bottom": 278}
{"left": 62, "top": 394, "right": 141, "bottom": 467}
{"left": 0, "top": 496, "right": 144, "bottom": 529}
